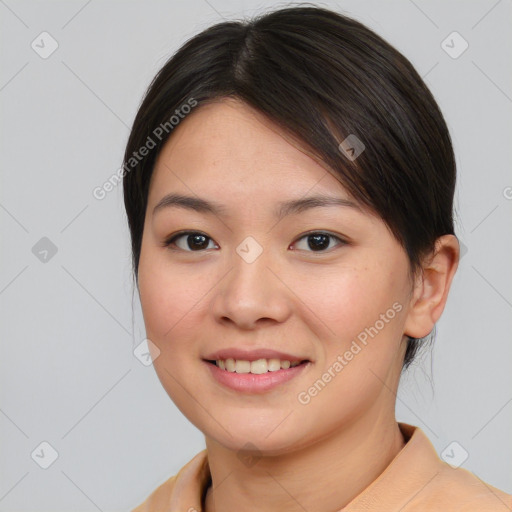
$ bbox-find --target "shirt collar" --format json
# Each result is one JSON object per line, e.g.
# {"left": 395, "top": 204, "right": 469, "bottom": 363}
{"left": 342, "top": 422, "right": 442, "bottom": 510}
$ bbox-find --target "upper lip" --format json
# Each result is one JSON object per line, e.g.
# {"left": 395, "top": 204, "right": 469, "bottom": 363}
{"left": 203, "top": 348, "right": 309, "bottom": 363}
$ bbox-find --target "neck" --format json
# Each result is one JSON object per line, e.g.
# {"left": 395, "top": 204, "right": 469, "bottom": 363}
{"left": 203, "top": 413, "right": 406, "bottom": 512}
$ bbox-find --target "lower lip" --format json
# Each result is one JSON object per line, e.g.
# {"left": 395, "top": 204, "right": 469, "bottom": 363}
{"left": 204, "top": 360, "right": 311, "bottom": 393}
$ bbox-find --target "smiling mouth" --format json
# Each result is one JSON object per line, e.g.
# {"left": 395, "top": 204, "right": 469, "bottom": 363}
{"left": 205, "top": 358, "right": 310, "bottom": 374}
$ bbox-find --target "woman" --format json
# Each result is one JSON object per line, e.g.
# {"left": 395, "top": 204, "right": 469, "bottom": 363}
{"left": 123, "top": 6, "right": 512, "bottom": 511}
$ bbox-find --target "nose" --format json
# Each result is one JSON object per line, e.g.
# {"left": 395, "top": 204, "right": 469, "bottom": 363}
{"left": 209, "top": 246, "right": 292, "bottom": 330}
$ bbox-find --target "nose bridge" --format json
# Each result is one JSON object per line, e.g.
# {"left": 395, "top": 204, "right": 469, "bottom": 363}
{"left": 210, "top": 236, "right": 289, "bottom": 327}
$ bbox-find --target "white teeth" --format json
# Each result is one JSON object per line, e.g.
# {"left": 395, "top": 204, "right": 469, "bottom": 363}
{"left": 250, "top": 359, "right": 268, "bottom": 374}
{"left": 225, "top": 358, "right": 236, "bottom": 372}
{"left": 235, "top": 360, "right": 251, "bottom": 373}
{"left": 214, "top": 358, "right": 303, "bottom": 373}
{"left": 267, "top": 358, "right": 281, "bottom": 372}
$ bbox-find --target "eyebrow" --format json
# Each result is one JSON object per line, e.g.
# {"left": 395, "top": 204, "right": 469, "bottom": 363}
{"left": 152, "top": 193, "right": 362, "bottom": 219}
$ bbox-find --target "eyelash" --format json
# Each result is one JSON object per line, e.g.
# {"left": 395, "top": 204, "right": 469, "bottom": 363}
{"left": 162, "top": 230, "right": 346, "bottom": 253}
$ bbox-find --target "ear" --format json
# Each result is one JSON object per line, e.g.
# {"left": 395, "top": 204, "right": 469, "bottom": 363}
{"left": 403, "top": 235, "right": 460, "bottom": 339}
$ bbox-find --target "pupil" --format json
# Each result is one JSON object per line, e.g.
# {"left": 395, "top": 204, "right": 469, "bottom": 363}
{"left": 188, "top": 234, "right": 208, "bottom": 250}
{"left": 308, "top": 234, "right": 329, "bottom": 250}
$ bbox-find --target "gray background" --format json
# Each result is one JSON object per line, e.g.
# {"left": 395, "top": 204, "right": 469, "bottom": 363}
{"left": 1, "top": 0, "right": 511, "bottom": 510}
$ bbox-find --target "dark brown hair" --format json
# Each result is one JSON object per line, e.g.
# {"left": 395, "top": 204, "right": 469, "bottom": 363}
{"left": 122, "top": 5, "right": 457, "bottom": 369}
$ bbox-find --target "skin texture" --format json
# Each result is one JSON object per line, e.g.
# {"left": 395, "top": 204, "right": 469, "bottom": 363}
{"left": 137, "top": 98, "right": 460, "bottom": 512}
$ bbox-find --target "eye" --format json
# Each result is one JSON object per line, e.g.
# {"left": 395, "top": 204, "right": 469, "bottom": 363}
{"left": 164, "top": 231, "right": 218, "bottom": 252}
{"left": 163, "top": 230, "right": 345, "bottom": 253}
{"left": 291, "top": 231, "right": 345, "bottom": 252}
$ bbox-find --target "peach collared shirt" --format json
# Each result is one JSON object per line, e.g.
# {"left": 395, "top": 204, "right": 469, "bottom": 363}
{"left": 131, "top": 423, "right": 512, "bottom": 511}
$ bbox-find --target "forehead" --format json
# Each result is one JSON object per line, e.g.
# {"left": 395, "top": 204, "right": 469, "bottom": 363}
{"left": 148, "top": 98, "right": 353, "bottom": 205}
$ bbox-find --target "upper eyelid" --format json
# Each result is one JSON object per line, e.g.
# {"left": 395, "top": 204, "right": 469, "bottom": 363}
{"left": 164, "top": 231, "right": 218, "bottom": 249}
{"left": 291, "top": 232, "right": 345, "bottom": 250}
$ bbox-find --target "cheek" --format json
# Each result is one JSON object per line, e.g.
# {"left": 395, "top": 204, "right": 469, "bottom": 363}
{"left": 291, "top": 268, "right": 406, "bottom": 422}
{"left": 292, "top": 260, "right": 408, "bottom": 405}
{"left": 292, "top": 262, "right": 403, "bottom": 344}
{"left": 137, "top": 249, "right": 211, "bottom": 411}
{"left": 137, "top": 248, "right": 207, "bottom": 349}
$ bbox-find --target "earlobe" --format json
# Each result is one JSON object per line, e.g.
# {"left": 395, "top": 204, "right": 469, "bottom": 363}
{"left": 403, "top": 235, "right": 460, "bottom": 339}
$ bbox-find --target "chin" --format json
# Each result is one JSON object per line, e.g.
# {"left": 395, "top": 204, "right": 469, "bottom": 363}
{"left": 213, "top": 434, "right": 301, "bottom": 457}
{"left": 201, "top": 414, "right": 312, "bottom": 456}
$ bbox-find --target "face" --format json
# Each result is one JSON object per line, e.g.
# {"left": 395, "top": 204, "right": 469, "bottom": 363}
{"left": 138, "top": 98, "right": 414, "bottom": 454}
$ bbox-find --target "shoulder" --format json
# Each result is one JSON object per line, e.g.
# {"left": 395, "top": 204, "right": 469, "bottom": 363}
{"left": 130, "top": 474, "right": 178, "bottom": 512}
{"left": 419, "top": 459, "right": 512, "bottom": 511}
{"left": 375, "top": 424, "right": 512, "bottom": 511}
{"left": 130, "top": 449, "right": 209, "bottom": 512}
